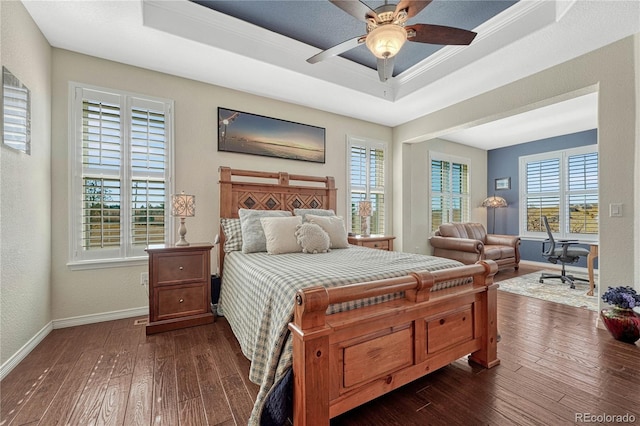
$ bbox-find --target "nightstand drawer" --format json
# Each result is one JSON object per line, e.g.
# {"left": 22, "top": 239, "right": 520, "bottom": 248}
{"left": 156, "top": 252, "right": 206, "bottom": 284}
{"left": 155, "top": 284, "right": 208, "bottom": 320}
{"left": 362, "top": 240, "right": 389, "bottom": 250}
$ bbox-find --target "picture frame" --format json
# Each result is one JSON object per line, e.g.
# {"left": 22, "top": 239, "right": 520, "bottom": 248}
{"left": 2, "top": 67, "right": 31, "bottom": 154}
{"left": 495, "top": 177, "right": 511, "bottom": 190}
{"left": 218, "top": 107, "right": 325, "bottom": 163}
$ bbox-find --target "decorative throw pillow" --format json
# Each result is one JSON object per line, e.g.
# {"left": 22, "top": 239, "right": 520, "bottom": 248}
{"left": 306, "top": 214, "right": 349, "bottom": 249}
{"left": 239, "top": 209, "right": 292, "bottom": 253}
{"left": 260, "top": 216, "right": 303, "bottom": 255}
{"left": 293, "top": 208, "right": 336, "bottom": 222}
{"left": 295, "top": 223, "right": 330, "bottom": 254}
{"left": 220, "top": 218, "right": 242, "bottom": 253}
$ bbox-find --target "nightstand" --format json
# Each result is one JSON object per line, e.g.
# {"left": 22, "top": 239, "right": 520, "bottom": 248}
{"left": 145, "top": 243, "right": 214, "bottom": 335}
{"left": 348, "top": 235, "right": 396, "bottom": 251}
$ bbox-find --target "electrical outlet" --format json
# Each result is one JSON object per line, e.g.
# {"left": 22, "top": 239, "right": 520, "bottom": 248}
{"left": 140, "top": 272, "right": 149, "bottom": 286}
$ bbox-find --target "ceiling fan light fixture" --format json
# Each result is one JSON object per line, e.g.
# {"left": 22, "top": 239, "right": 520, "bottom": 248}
{"left": 365, "top": 24, "right": 407, "bottom": 59}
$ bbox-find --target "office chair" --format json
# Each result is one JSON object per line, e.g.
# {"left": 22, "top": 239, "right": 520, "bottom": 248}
{"left": 539, "top": 216, "right": 590, "bottom": 289}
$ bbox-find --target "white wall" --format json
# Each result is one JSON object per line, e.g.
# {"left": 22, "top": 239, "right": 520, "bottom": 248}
{"left": 394, "top": 35, "right": 639, "bottom": 293}
{"left": 0, "top": 1, "right": 52, "bottom": 367}
{"left": 50, "top": 49, "right": 392, "bottom": 321}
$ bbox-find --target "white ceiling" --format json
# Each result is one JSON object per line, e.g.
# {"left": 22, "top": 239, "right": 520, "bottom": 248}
{"left": 22, "top": 0, "right": 640, "bottom": 149}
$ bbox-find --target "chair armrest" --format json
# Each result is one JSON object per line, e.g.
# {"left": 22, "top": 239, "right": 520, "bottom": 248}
{"left": 485, "top": 234, "right": 521, "bottom": 247}
{"left": 429, "top": 236, "right": 484, "bottom": 253}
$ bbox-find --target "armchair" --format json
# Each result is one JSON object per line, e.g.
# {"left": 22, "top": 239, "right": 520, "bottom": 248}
{"left": 429, "top": 222, "right": 521, "bottom": 271}
{"left": 539, "top": 216, "right": 590, "bottom": 289}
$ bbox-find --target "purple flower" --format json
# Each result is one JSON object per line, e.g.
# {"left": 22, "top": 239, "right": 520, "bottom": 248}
{"left": 602, "top": 286, "right": 640, "bottom": 309}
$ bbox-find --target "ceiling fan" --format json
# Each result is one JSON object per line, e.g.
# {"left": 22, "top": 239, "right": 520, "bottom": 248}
{"left": 307, "top": 0, "right": 477, "bottom": 82}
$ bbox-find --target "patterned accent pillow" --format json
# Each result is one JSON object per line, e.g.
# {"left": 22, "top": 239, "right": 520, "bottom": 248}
{"left": 260, "top": 216, "right": 303, "bottom": 255}
{"left": 293, "top": 208, "right": 335, "bottom": 222}
{"left": 220, "top": 218, "right": 243, "bottom": 253}
{"left": 306, "top": 214, "right": 349, "bottom": 249}
{"left": 295, "top": 223, "right": 330, "bottom": 254}
{"left": 239, "top": 209, "right": 292, "bottom": 253}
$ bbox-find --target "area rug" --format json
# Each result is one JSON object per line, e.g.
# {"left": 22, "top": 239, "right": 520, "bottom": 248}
{"left": 497, "top": 270, "right": 598, "bottom": 311}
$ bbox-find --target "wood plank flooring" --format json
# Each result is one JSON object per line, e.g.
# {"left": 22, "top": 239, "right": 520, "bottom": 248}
{"left": 2, "top": 265, "right": 639, "bottom": 425}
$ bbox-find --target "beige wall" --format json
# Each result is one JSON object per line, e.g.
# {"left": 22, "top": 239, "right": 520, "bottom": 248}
{"left": 393, "top": 35, "right": 639, "bottom": 293}
{"left": 49, "top": 49, "right": 392, "bottom": 322}
{"left": 1, "top": 1, "right": 52, "bottom": 367}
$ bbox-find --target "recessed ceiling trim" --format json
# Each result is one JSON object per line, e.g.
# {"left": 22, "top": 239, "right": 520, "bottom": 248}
{"left": 393, "top": 0, "right": 559, "bottom": 99}
{"left": 142, "top": 0, "right": 391, "bottom": 100}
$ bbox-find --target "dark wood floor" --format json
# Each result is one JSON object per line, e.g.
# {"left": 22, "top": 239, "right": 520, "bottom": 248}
{"left": 2, "top": 265, "right": 639, "bottom": 425}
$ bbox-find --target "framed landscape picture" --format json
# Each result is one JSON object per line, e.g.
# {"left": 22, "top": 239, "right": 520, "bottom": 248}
{"left": 495, "top": 177, "right": 511, "bottom": 190}
{"left": 218, "top": 107, "right": 325, "bottom": 163}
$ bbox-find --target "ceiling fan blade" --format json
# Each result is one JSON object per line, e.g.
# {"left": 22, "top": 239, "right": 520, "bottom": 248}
{"left": 307, "top": 35, "right": 366, "bottom": 64}
{"left": 330, "top": 0, "right": 377, "bottom": 23}
{"left": 377, "top": 57, "right": 395, "bottom": 82}
{"left": 395, "top": 1, "right": 432, "bottom": 19}
{"left": 406, "top": 24, "right": 477, "bottom": 45}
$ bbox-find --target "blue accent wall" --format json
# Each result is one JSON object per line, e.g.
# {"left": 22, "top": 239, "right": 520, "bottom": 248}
{"left": 487, "top": 129, "right": 597, "bottom": 266}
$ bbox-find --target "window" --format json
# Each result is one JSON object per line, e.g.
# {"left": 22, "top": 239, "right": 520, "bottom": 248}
{"left": 429, "top": 153, "right": 470, "bottom": 231}
{"left": 519, "top": 145, "right": 598, "bottom": 240}
{"left": 69, "top": 84, "right": 173, "bottom": 267}
{"left": 347, "top": 136, "right": 388, "bottom": 235}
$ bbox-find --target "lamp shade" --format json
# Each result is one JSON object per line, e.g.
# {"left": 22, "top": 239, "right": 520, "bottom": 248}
{"left": 171, "top": 192, "right": 195, "bottom": 217}
{"left": 481, "top": 195, "right": 508, "bottom": 208}
{"left": 358, "top": 200, "right": 372, "bottom": 217}
{"left": 365, "top": 24, "right": 407, "bottom": 59}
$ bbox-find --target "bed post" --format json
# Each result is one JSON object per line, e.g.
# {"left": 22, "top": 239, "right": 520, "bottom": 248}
{"left": 289, "top": 287, "right": 332, "bottom": 426}
{"left": 469, "top": 260, "right": 500, "bottom": 368}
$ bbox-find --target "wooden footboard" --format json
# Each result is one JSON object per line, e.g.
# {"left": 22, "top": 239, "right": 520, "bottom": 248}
{"left": 288, "top": 260, "right": 499, "bottom": 425}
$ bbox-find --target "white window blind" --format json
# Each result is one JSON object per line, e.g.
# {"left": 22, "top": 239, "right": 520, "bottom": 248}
{"left": 430, "top": 154, "right": 470, "bottom": 232}
{"left": 348, "top": 137, "right": 388, "bottom": 235}
{"left": 519, "top": 146, "right": 598, "bottom": 239}
{"left": 71, "top": 84, "right": 173, "bottom": 266}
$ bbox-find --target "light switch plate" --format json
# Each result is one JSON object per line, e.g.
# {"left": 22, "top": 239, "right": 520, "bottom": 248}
{"left": 609, "top": 203, "right": 623, "bottom": 217}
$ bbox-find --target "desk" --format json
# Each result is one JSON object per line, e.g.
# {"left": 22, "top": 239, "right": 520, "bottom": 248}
{"left": 587, "top": 243, "right": 598, "bottom": 296}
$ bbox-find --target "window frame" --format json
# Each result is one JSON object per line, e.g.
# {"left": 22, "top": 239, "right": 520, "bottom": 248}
{"left": 346, "top": 135, "right": 390, "bottom": 235}
{"left": 67, "top": 82, "right": 174, "bottom": 270}
{"left": 428, "top": 152, "right": 471, "bottom": 232}
{"left": 518, "top": 145, "right": 598, "bottom": 241}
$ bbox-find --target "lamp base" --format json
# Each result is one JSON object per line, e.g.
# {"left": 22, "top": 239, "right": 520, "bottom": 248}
{"left": 175, "top": 218, "right": 189, "bottom": 246}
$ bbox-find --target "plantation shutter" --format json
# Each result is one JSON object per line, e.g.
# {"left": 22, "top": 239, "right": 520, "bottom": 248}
{"left": 82, "top": 95, "right": 122, "bottom": 251}
{"left": 567, "top": 152, "right": 598, "bottom": 235}
{"left": 130, "top": 100, "right": 168, "bottom": 247}
{"left": 430, "top": 157, "right": 470, "bottom": 231}
{"left": 349, "top": 140, "right": 387, "bottom": 235}
{"left": 525, "top": 158, "right": 560, "bottom": 232}
{"left": 369, "top": 147, "right": 385, "bottom": 234}
{"left": 73, "top": 86, "right": 171, "bottom": 263}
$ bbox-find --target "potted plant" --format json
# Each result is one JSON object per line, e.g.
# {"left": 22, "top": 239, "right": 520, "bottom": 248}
{"left": 600, "top": 286, "right": 640, "bottom": 344}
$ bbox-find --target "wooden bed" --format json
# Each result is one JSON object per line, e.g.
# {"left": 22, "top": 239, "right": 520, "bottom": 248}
{"left": 218, "top": 166, "right": 499, "bottom": 425}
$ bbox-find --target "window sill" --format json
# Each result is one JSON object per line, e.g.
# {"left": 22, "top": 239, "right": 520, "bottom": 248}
{"left": 67, "top": 256, "right": 148, "bottom": 271}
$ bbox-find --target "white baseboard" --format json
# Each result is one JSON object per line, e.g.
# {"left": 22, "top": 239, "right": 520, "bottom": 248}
{"left": 52, "top": 306, "right": 148, "bottom": 329}
{"left": 519, "top": 259, "right": 591, "bottom": 275}
{"left": 0, "top": 321, "right": 53, "bottom": 381}
{"left": 0, "top": 306, "right": 148, "bottom": 381}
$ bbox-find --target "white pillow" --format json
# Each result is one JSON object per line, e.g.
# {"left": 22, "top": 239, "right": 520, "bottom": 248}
{"left": 293, "top": 208, "right": 335, "bottom": 222}
{"left": 260, "top": 216, "right": 303, "bottom": 255}
{"left": 239, "top": 209, "right": 292, "bottom": 253}
{"left": 295, "top": 222, "right": 330, "bottom": 254}
{"left": 306, "top": 214, "right": 349, "bottom": 249}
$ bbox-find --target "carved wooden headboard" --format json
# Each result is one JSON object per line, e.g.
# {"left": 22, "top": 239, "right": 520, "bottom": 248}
{"left": 218, "top": 166, "right": 337, "bottom": 274}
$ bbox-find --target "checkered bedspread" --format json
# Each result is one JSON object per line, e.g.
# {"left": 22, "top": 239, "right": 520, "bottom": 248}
{"left": 217, "top": 245, "right": 464, "bottom": 425}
